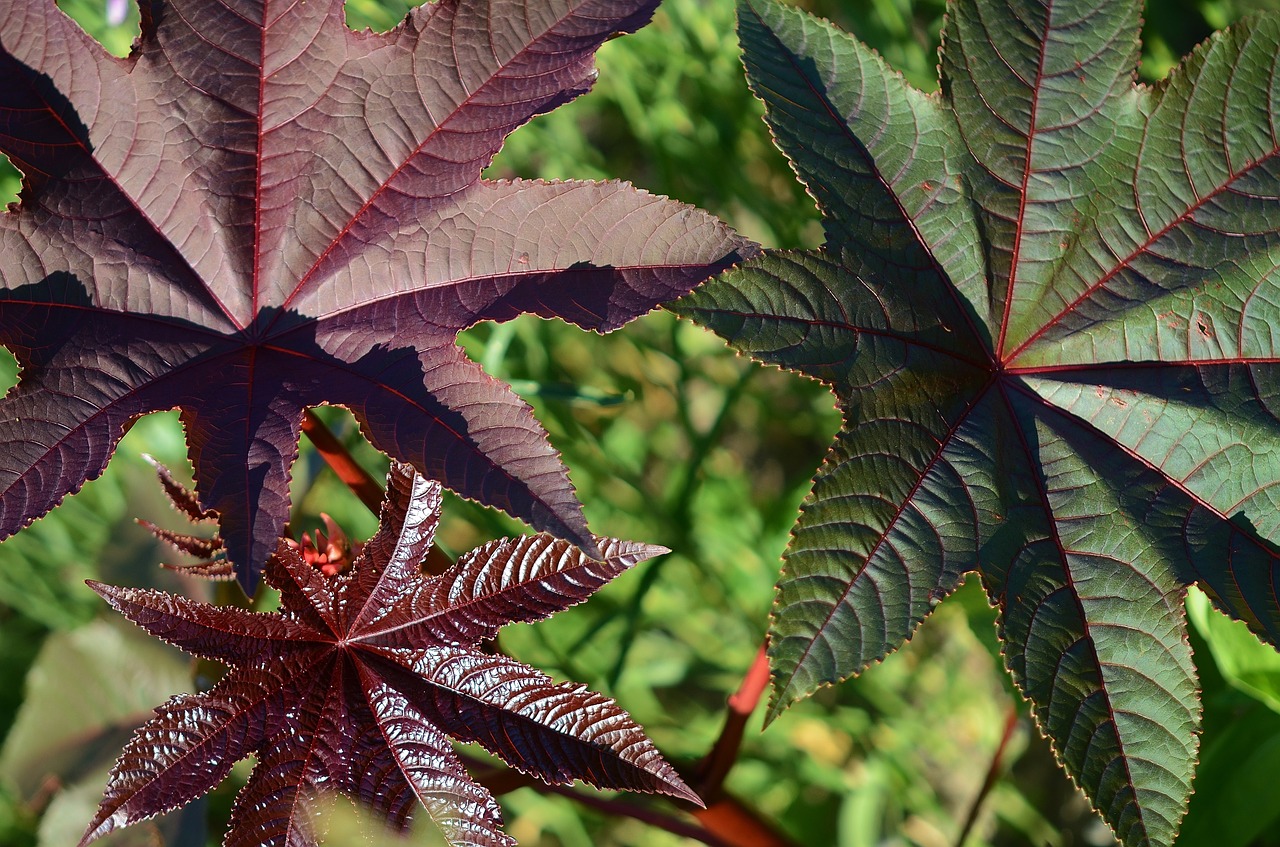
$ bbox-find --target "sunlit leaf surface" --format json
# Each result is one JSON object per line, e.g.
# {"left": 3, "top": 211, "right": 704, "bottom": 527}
{"left": 0, "top": 0, "right": 753, "bottom": 592}
{"left": 675, "top": 0, "right": 1280, "bottom": 843}
{"left": 81, "top": 463, "right": 692, "bottom": 847}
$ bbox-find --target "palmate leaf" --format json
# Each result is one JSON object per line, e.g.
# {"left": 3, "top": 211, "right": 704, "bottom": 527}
{"left": 672, "top": 0, "right": 1280, "bottom": 844}
{"left": 0, "top": 0, "right": 753, "bottom": 594}
{"left": 81, "top": 462, "right": 693, "bottom": 847}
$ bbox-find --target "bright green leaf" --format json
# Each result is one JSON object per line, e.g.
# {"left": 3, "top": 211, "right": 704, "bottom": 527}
{"left": 0, "top": 619, "right": 194, "bottom": 846}
{"left": 1187, "top": 586, "right": 1280, "bottom": 713}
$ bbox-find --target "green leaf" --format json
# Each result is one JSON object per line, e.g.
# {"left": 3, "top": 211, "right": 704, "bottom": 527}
{"left": 674, "top": 0, "right": 1280, "bottom": 844}
{"left": 0, "top": 413, "right": 193, "bottom": 631}
{"left": 1176, "top": 609, "right": 1280, "bottom": 847}
{"left": 1187, "top": 586, "right": 1280, "bottom": 713}
{"left": 1174, "top": 705, "right": 1280, "bottom": 847}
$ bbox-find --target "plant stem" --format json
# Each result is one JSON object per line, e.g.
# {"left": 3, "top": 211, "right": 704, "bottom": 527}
{"left": 300, "top": 410, "right": 383, "bottom": 513}
{"left": 954, "top": 703, "right": 1019, "bottom": 847}
{"left": 465, "top": 751, "right": 738, "bottom": 847}
{"left": 684, "top": 640, "right": 800, "bottom": 847}
{"left": 691, "top": 798, "right": 798, "bottom": 847}
{"left": 696, "top": 641, "right": 770, "bottom": 799}
{"left": 299, "top": 410, "right": 794, "bottom": 847}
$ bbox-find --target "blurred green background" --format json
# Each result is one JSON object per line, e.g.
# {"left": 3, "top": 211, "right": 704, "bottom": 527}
{"left": 3, "top": 1, "right": 1280, "bottom": 845}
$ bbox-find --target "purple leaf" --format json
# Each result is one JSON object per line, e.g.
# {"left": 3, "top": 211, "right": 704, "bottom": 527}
{"left": 0, "top": 0, "right": 755, "bottom": 593}
{"left": 82, "top": 462, "right": 693, "bottom": 847}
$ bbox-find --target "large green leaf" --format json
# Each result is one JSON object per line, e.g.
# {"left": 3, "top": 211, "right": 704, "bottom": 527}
{"left": 673, "top": 0, "right": 1280, "bottom": 844}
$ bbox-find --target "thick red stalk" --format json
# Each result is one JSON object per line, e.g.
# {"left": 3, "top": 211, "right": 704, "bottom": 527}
{"left": 697, "top": 641, "right": 770, "bottom": 798}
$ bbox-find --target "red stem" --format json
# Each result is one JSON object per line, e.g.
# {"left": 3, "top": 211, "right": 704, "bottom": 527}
{"left": 300, "top": 410, "right": 383, "bottom": 513}
{"left": 697, "top": 641, "right": 771, "bottom": 799}
{"left": 954, "top": 703, "right": 1020, "bottom": 847}
{"left": 691, "top": 798, "right": 797, "bottom": 847}
{"left": 687, "top": 641, "right": 799, "bottom": 847}
{"left": 466, "top": 752, "right": 736, "bottom": 847}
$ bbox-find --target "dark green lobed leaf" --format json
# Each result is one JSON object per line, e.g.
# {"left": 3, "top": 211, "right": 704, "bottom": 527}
{"left": 674, "top": 0, "right": 1280, "bottom": 844}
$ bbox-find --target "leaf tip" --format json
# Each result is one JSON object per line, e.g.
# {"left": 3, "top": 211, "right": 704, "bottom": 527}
{"left": 601, "top": 539, "right": 669, "bottom": 566}
{"left": 760, "top": 668, "right": 799, "bottom": 729}
{"left": 78, "top": 809, "right": 126, "bottom": 847}
{"left": 85, "top": 579, "right": 113, "bottom": 601}
{"left": 233, "top": 562, "right": 262, "bottom": 599}
{"left": 576, "top": 533, "right": 604, "bottom": 562}
{"left": 760, "top": 699, "right": 786, "bottom": 729}
{"left": 663, "top": 775, "right": 705, "bottom": 808}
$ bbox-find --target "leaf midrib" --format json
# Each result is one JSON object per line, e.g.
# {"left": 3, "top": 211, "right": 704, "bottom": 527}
{"left": 993, "top": 0, "right": 1057, "bottom": 360}
{"left": 770, "top": 371, "right": 996, "bottom": 713}
{"left": 1006, "top": 141, "right": 1280, "bottom": 365}
{"left": 257, "top": 341, "right": 576, "bottom": 540}
{"left": 742, "top": 0, "right": 991, "bottom": 364}
{"left": 4, "top": 27, "right": 241, "bottom": 331}
{"left": 994, "top": 376, "right": 1153, "bottom": 843}
{"left": 351, "top": 558, "right": 619, "bottom": 645}
{"left": 677, "top": 303, "right": 991, "bottom": 371}
{"left": 267, "top": 0, "right": 602, "bottom": 329}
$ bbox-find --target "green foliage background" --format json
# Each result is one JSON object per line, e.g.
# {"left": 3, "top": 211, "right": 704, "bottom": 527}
{"left": 2, "top": 1, "right": 1280, "bottom": 845}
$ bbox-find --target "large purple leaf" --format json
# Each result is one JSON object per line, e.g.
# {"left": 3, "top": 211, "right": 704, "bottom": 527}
{"left": 0, "top": 0, "right": 754, "bottom": 593}
{"left": 673, "top": 1, "right": 1280, "bottom": 844}
{"left": 82, "top": 462, "right": 693, "bottom": 847}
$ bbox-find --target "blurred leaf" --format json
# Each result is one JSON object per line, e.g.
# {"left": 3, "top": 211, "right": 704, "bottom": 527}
{"left": 47, "top": 0, "right": 140, "bottom": 56}
{"left": 343, "top": 0, "right": 418, "bottom": 30}
{"left": 316, "top": 795, "right": 447, "bottom": 847}
{"left": 1175, "top": 694, "right": 1280, "bottom": 846}
{"left": 1187, "top": 587, "right": 1280, "bottom": 714}
{"left": 0, "top": 617, "right": 194, "bottom": 847}
{"left": 0, "top": 618, "right": 190, "bottom": 798}
{"left": 34, "top": 779, "right": 206, "bottom": 847}
{"left": 0, "top": 154, "right": 17, "bottom": 208}
{"left": 0, "top": 613, "right": 46, "bottom": 749}
{"left": 0, "top": 414, "right": 193, "bottom": 630}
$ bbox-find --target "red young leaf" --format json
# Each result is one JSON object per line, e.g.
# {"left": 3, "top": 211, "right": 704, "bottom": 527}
{"left": 83, "top": 462, "right": 691, "bottom": 847}
{"left": 0, "top": 0, "right": 754, "bottom": 593}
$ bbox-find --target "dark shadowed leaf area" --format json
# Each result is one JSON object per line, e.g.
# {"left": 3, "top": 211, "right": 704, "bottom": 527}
{"left": 0, "top": 0, "right": 753, "bottom": 593}
{"left": 81, "top": 462, "right": 691, "bottom": 847}
{"left": 673, "top": 0, "right": 1280, "bottom": 845}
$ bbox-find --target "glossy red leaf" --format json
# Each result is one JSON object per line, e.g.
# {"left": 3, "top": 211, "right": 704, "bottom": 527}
{"left": 83, "top": 462, "right": 692, "bottom": 847}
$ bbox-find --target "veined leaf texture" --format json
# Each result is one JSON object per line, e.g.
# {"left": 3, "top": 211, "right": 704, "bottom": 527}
{"left": 0, "top": 0, "right": 753, "bottom": 592}
{"left": 674, "top": 0, "right": 1280, "bottom": 843}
